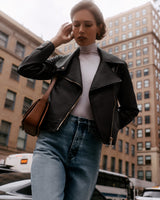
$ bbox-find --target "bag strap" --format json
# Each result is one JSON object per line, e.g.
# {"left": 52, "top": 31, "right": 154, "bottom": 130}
{"left": 42, "top": 77, "right": 57, "bottom": 101}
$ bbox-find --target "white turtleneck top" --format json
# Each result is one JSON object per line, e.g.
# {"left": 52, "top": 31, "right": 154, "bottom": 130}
{"left": 71, "top": 43, "right": 100, "bottom": 120}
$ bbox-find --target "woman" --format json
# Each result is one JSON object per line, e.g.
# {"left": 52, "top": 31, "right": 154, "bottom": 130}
{"left": 18, "top": 1, "right": 139, "bottom": 200}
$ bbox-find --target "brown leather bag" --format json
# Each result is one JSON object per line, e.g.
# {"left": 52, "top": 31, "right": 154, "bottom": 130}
{"left": 22, "top": 77, "right": 57, "bottom": 136}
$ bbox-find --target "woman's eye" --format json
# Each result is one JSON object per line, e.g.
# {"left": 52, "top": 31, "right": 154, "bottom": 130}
{"left": 73, "top": 24, "right": 80, "bottom": 27}
{"left": 85, "top": 24, "right": 92, "bottom": 27}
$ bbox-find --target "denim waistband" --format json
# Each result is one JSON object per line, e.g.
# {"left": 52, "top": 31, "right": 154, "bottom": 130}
{"left": 68, "top": 114, "right": 96, "bottom": 128}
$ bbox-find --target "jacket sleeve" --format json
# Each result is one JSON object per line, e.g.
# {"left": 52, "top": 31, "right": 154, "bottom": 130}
{"left": 17, "top": 41, "right": 61, "bottom": 80}
{"left": 117, "top": 62, "right": 139, "bottom": 129}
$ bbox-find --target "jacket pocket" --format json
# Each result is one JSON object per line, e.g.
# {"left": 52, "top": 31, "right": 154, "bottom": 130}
{"left": 112, "top": 109, "right": 120, "bottom": 145}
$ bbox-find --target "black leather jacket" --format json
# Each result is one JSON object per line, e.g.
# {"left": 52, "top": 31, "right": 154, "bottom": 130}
{"left": 18, "top": 41, "right": 139, "bottom": 144}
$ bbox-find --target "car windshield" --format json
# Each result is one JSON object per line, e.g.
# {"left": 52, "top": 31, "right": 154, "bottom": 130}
{"left": 143, "top": 190, "right": 160, "bottom": 198}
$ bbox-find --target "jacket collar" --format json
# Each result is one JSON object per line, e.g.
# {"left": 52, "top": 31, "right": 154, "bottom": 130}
{"left": 55, "top": 47, "right": 123, "bottom": 90}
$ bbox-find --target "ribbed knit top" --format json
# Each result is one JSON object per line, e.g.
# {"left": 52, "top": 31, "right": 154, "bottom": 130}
{"left": 71, "top": 43, "right": 100, "bottom": 120}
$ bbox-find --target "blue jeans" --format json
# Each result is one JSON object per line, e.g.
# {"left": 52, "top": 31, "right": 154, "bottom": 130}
{"left": 31, "top": 115, "right": 102, "bottom": 200}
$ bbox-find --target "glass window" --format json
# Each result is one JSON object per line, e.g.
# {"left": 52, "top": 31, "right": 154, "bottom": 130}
{"left": 136, "top": 39, "right": 141, "bottom": 46}
{"left": 22, "top": 97, "right": 33, "bottom": 114}
{"left": 145, "top": 128, "right": 151, "bottom": 137}
{"left": 144, "top": 79, "right": 149, "bottom": 87}
{"left": 144, "top": 91, "right": 150, "bottom": 99}
{"left": 144, "top": 68, "right": 149, "bottom": 75}
{"left": 131, "top": 145, "right": 135, "bottom": 156}
{"left": 0, "top": 31, "right": 8, "bottom": 48}
{"left": 142, "top": 18, "right": 147, "bottom": 24}
{"left": 132, "top": 164, "right": 135, "bottom": 177}
{"left": 10, "top": 64, "right": 19, "bottom": 81}
{"left": 145, "top": 171, "right": 152, "bottom": 181}
{"left": 122, "top": 25, "right": 126, "bottom": 31}
{"left": 125, "top": 142, "right": 129, "bottom": 154}
{"left": 4, "top": 90, "right": 16, "bottom": 110}
{"left": 111, "top": 157, "right": 115, "bottom": 172}
{"left": 142, "top": 27, "right": 147, "bottom": 33}
{"left": 138, "top": 170, "right": 144, "bottom": 180}
{"left": 136, "top": 49, "right": 141, "bottom": 56}
{"left": 136, "top": 60, "right": 141, "bottom": 66}
{"left": 142, "top": 9, "right": 147, "bottom": 15}
{"left": 42, "top": 81, "right": 49, "bottom": 94}
{"left": 0, "top": 57, "right": 4, "bottom": 73}
{"left": 137, "top": 156, "right": 143, "bottom": 165}
{"left": 137, "top": 116, "right": 142, "bottom": 125}
{"left": 125, "top": 161, "right": 129, "bottom": 176}
{"left": 122, "top": 44, "right": 126, "bottom": 51}
{"left": 118, "top": 140, "right": 123, "bottom": 152}
{"left": 121, "top": 54, "right": 126, "bottom": 60}
{"left": 115, "top": 20, "right": 119, "bottom": 26}
{"left": 17, "top": 127, "right": 27, "bottom": 149}
{"left": 27, "top": 78, "right": 35, "bottom": 89}
{"left": 143, "top": 37, "right": 148, "bottom": 44}
{"left": 15, "top": 41, "right": 25, "bottom": 58}
{"left": 145, "top": 155, "right": 151, "bottom": 165}
{"left": 145, "top": 103, "right": 150, "bottom": 111}
{"left": 119, "top": 159, "right": 122, "bottom": 174}
{"left": 126, "top": 127, "right": 129, "bottom": 135}
{"left": 128, "top": 32, "right": 133, "bottom": 38}
{"left": 137, "top": 92, "right": 142, "bottom": 100}
{"left": 145, "top": 142, "right": 151, "bottom": 150}
{"left": 128, "top": 52, "right": 133, "bottom": 59}
{"left": 137, "top": 81, "right": 142, "bottom": 89}
{"left": 137, "top": 142, "right": 143, "bottom": 151}
{"left": 143, "top": 47, "right": 148, "bottom": 55}
{"left": 108, "top": 48, "right": 112, "bottom": 54}
{"left": 136, "top": 29, "right": 140, "bottom": 36}
{"left": 131, "top": 129, "right": 135, "bottom": 138}
{"left": 138, "top": 104, "right": 142, "bottom": 112}
{"left": 102, "top": 155, "right": 107, "bottom": 170}
{"left": 0, "top": 120, "right": 11, "bottom": 146}
{"left": 136, "top": 70, "right": 142, "bottom": 78}
{"left": 136, "top": 11, "right": 140, "bottom": 18}
{"left": 145, "top": 115, "right": 150, "bottom": 124}
{"left": 114, "top": 36, "right": 119, "bottom": 43}
{"left": 137, "top": 129, "right": 143, "bottom": 137}
{"left": 128, "top": 23, "right": 132, "bottom": 29}
{"left": 128, "top": 42, "right": 133, "bottom": 49}
{"left": 136, "top": 21, "right": 140, "bottom": 26}
{"left": 128, "top": 62, "right": 133, "bottom": 68}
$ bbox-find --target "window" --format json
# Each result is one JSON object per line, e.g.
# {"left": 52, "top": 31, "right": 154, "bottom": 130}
{"left": 143, "top": 37, "right": 148, "bottom": 44}
{"left": 138, "top": 104, "right": 142, "bottom": 112}
{"left": 137, "top": 142, "right": 143, "bottom": 151}
{"left": 138, "top": 170, "right": 144, "bottom": 180}
{"left": 128, "top": 52, "right": 133, "bottom": 59}
{"left": 145, "top": 155, "right": 151, "bottom": 165}
{"left": 125, "top": 142, "right": 129, "bottom": 154}
{"left": 4, "top": 90, "right": 16, "bottom": 110}
{"left": 142, "top": 18, "right": 147, "bottom": 24}
{"left": 15, "top": 42, "right": 25, "bottom": 58}
{"left": 145, "top": 103, "right": 150, "bottom": 111}
{"left": 42, "top": 81, "right": 49, "bottom": 94}
{"left": 118, "top": 140, "right": 123, "bottom": 152}
{"left": 145, "top": 142, "right": 151, "bottom": 150}
{"left": 122, "top": 16, "right": 126, "bottom": 22}
{"left": 145, "top": 128, "right": 151, "bottom": 137}
{"left": 144, "top": 91, "right": 150, "bottom": 99}
{"left": 136, "top": 39, "right": 141, "bottom": 46}
{"left": 27, "top": 78, "right": 35, "bottom": 89}
{"left": 114, "top": 37, "right": 119, "bottom": 43}
{"left": 145, "top": 115, "right": 150, "bottom": 124}
{"left": 137, "top": 156, "right": 143, "bottom": 165}
{"left": 0, "top": 120, "right": 11, "bottom": 146}
{"left": 115, "top": 28, "right": 119, "bottom": 34}
{"left": 144, "top": 80, "right": 149, "bottom": 87}
{"left": 118, "top": 159, "right": 122, "bottom": 174}
{"left": 17, "top": 127, "right": 27, "bottom": 149}
{"left": 131, "top": 129, "right": 135, "bottom": 139}
{"left": 122, "top": 44, "right": 126, "bottom": 51}
{"left": 115, "top": 20, "right": 119, "bottom": 26}
{"left": 137, "top": 129, "right": 143, "bottom": 137}
{"left": 22, "top": 97, "right": 33, "bottom": 114}
{"left": 131, "top": 145, "right": 135, "bottom": 156}
{"left": 128, "top": 42, "right": 133, "bottom": 49}
{"left": 125, "top": 161, "right": 129, "bottom": 176}
{"left": 136, "top": 60, "right": 141, "bottom": 67}
{"left": 128, "top": 62, "right": 133, "bottom": 68}
{"left": 144, "top": 68, "right": 149, "bottom": 76}
{"left": 132, "top": 164, "right": 135, "bottom": 177}
{"left": 122, "top": 25, "right": 126, "bottom": 31}
{"left": 10, "top": 64, "right": 19, "bottom": 81}
{"left": 136, "top": 70, "right": 142, "bottom": 78}
{"left": 121, "top": 54, "right": 126, "bottom": 60}
{"left": 143, "top": 47, "right": 148, "bottom": 55}
{"left": 122, "top": 34, "right": 126, "bottom": 40}
{"left": 0, "top": 57, "right": 4, "bottom": 73}
{"left": 142, "top": 27, "right": 147, "bottom": 33}
{"left": 102, "top": 155, "right": 107, "bottom": 170}
{"left": 111, "top": 157, "right": 115, "bottom": 172}
{"left": 137, "top": 81, "right": 142, "bottom": 89}
{"left": 0, "top": 31, "right": 8, "bottom": 48}
{"left": 137, "top": 116, "right": 142, "bottom": 125}
{"left": 136, "top": 29, "right": 140, "bottom": 36}
{"left": 137, "top": 92, "right": 142, "bottom": 100}
{"left": 136, "top": 49, "right": 141, "bottom": 57}
{"left": 145, "top": 171, "right": 152, "bottom": 181}
{"left": 136, "top": 20, "right": 140, "bottom": 26}
{"left": 142, "top": 9, "right": 147, "bottom": 15}
{"left": 125, "top": 127, "right": 129, "bottom": 136}
{"left": 108, "top": 48, "right": 112, "bottom": 54}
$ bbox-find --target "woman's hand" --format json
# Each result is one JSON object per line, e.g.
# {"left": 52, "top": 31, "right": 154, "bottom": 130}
{"left": 51, "top": 23, "right": 74, "bottom": 48}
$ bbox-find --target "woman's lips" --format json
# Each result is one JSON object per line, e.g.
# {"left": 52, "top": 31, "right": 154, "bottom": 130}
{"left": 77, "top": 36, "right": 87, "bottom": 41}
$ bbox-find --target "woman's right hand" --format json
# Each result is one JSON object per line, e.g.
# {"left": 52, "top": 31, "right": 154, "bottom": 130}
{"left": 51, "top": 23, "right": 74, "bottom": 48}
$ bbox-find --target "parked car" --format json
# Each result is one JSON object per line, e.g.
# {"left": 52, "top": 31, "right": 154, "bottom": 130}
{"left": 136, "top": 186, "right": 160, "bottom": 200}
{"left": 0, "top": 172, "right": 105, "bottom": 200}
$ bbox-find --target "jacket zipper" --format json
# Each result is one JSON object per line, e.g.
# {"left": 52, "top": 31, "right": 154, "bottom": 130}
{"left": 110, "top": 96, "right": 117, "bottom": 146}
{"left": 56, "top": 77, "right": 82, "bottom": 131}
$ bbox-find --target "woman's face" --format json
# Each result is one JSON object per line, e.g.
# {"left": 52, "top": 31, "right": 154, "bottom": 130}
{"left": 72, "top": 9, "right": 99, "bottom": 46}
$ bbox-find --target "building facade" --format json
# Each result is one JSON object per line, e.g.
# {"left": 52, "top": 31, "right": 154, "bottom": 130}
{"left": 0, "top": 11, "right": 59, "bottom": 161}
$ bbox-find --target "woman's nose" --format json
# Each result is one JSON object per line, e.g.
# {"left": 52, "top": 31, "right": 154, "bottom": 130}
{"left": 79, "top": 24, "right": 84, "bottom": 33}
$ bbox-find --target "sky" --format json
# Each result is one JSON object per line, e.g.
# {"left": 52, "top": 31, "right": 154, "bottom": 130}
{"left": 1, "top": 0, "right": 151, "bottom": 41}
